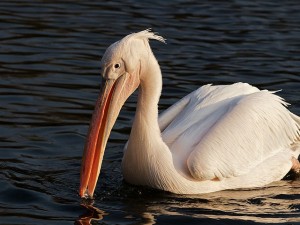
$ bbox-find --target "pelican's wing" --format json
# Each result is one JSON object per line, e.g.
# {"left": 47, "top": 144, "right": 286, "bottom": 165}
{"left": 158, "top": 91, "right": 192, "bottom": 132}
{"left": 160, "top": 83, "right": 300, "bottom": 181}
{"left": 158, "top": 83, "right": 257, "bottom": 131}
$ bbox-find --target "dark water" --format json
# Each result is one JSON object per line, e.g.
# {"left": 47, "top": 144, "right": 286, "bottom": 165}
{"left": 1, "top": 1, "right": 300, "bottom": 224}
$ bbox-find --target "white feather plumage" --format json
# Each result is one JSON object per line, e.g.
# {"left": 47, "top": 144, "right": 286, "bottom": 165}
{"left": 119, "top": 30, "right": 300, "bottom": 194}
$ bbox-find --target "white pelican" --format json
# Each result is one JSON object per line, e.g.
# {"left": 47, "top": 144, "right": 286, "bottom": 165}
{"left": 79, "top": 29, "right": 300, "bottom": 198}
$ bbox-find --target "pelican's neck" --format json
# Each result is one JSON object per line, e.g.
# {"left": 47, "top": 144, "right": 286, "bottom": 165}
{"left": 125, "top": 55, "right": 166, "bottom": 155}
{"left": 123, "top": 53, "right": 192, "bottom": 193}
{"left": 123, "top": 56, "right": 170, "bottom": 185}
{"left": 122, "top": 54, "right": 221, "bottom": 194}
{"left": 131, "top": 59, "right": 162, "bottom": 141}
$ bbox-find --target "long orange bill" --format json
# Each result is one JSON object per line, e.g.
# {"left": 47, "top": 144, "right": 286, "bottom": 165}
{"left": 79, "top": 79, "right": 117, "bottom": 198}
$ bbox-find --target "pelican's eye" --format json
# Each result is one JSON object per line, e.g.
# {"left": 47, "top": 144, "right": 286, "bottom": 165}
{"left": 114, "top": 63, "right": 121, "bottom": 69}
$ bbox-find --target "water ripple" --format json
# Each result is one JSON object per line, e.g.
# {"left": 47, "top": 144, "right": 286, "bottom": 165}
{"left": 1, "top": 0, "right": 300, "bottom": 224}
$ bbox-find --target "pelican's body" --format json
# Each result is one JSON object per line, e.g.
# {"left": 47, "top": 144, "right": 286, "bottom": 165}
{"left": 123, "top": 82, "right": 300, "bottom": 194}
{"left": 79, "top": 30, "right": 300, "bottom": 198}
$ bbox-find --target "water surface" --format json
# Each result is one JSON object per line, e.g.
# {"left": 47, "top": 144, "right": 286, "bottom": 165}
{"left": 1, "top": 1, "right": 300, "bottom": 224}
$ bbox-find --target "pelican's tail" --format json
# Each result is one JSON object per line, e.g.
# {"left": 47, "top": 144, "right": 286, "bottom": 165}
{"left": 292, "top": 113, "right": 300, "bottom": 137}
{"left": 290, "top": 113, "right": 300, "bottom": 158}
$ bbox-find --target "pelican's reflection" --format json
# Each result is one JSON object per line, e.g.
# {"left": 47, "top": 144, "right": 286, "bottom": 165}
{"left": 75, "top": 199, "right": 157, "bottom": 225}
{"left": 75, "top": 180, "right": 300, "bottom": 224}
{"left": 75, "top": 200, "right": 108, "bottom": 225}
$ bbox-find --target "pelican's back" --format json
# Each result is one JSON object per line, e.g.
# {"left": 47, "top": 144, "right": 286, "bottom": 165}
{"left": 159, "top": 83, "right": 300, "bottom": 182}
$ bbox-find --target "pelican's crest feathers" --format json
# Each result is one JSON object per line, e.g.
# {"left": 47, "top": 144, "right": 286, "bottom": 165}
{"left": 101, "top": 29, "right": 166, "bottom": 65}
{"left": 125, "top": 29, "right": 166, "bottom": 44}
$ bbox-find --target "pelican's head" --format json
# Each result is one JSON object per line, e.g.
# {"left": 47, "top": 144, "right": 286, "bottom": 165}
{"left": 79, "top": 29, "right": 165, "bottom": 198}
